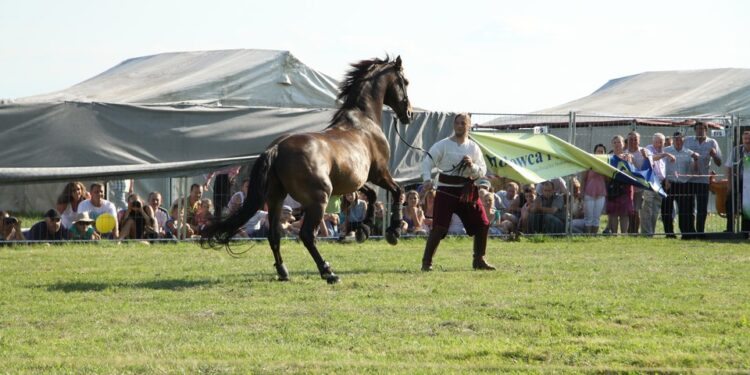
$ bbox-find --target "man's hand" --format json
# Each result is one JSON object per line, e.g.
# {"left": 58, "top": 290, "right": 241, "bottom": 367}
{"left": 664, "top": 153, "right": 676, "bottom": 163}
{"left": 691, "top": 152, "right": 700, "bottom": 161}
{"left": 462, "top": 155, "right": 473, "bottom": 167}
{"left": 709, "top": 148, "right": 717, "bottom": 158}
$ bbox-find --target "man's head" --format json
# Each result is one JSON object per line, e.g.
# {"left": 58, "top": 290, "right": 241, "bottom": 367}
{"left": 541, "top": 181, "right": 554, "bottom": 199}
{"left": 627, "top": 131, "right": 640, "bottom": 150}
{"left": 44, "top": 209, "right": 61, "bottom": 233}
{"left": 523, "top": 184, "right": 536, "bottom": 201}
{"left": 453, "top": 113, "right": 471, "bottom": 138}
{"left": 742, "top": 130, "right": 750, "bottom": 146}
{"left": 148, "top": 191, "right": 162, "bottom": 208}
{"left": 190, "top": 184, "right": 203, "bottom": 200}
{"left": 694, "top": 121, "right": 708, "bottom": 137}
{"left": 506, "top": 182, "right": 519, "bottom": 198}
{"left": 476, "top": 178, "right": 491, "bottom": 191}
{"left": 89, "top": 183, "right": 104, "bottom": 205}
{"left": 673, "top": 132, "right": 684, "bottom": 150}
{"left": 652, "top": 133, "right": 665, "bottom": 151}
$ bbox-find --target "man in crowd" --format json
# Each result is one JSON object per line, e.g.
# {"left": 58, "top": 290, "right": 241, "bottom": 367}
{"left": 685, "top": 121, "right": 722, "bottom": 237}
{"left": 28, "top": 209, "right": 70, "bottom": 241}
{"left": 625, "top": 131, "right": 652, "bottom": 234}
{"left": 642, "top": 133, "right": 674, "bottom": 236}
{"left": 78, "top": 183, "right": 119, "bottom": 238}
{"left": 663, "top": 132, "right": 699, "bottom": 238}
{"left": 420, "top": 113, "right": 495, "bottom": 272}
{"left": 531, "top": 181, "right": 566, "bottom": 234}
{"left": 724, "top": 130, "right": 750, "bottom": 236}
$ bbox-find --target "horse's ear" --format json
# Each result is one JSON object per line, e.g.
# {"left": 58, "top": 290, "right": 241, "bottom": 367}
{"left": 395, "top": 55, "right": 402, "bottom": 68}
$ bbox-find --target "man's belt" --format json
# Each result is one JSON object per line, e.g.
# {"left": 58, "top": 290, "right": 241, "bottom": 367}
{"left": 438, "top": 174, "right": 471, "bottom": 185}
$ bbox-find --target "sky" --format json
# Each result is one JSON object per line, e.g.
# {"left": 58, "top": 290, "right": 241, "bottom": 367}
{"left": 1, "top": 0, "right": 748, "bottom": 113}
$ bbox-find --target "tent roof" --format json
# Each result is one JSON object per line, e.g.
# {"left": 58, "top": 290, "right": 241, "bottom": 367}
{"left": 536, "top": 68, "right": 750, "bottom": 117}
{"left": 12, "top": 49, "right": 340, "bottom": 109}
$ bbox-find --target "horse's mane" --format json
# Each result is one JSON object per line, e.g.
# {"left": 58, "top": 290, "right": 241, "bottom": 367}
{"left": 329, "top": 56, "right": 393, "bottom": 126}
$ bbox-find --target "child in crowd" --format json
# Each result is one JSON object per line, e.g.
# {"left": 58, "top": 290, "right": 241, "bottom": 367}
{"left": 69, "top": 212, "right": 100, "bottom": 241}
{"left": 339, "top": 191, "right": 367, "bottom": 241}
{"left": 193, "top": 198, "right": 214, "bottom": 234}
{"left": 164, "top": 200, "right": 195, "bottom": 239}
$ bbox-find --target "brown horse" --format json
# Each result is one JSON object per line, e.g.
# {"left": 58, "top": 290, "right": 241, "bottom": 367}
{"left": 201, "top": 56, "right": 413, "bottom": 283}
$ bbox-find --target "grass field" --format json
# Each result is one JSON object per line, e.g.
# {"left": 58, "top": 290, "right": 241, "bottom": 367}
{"left": 1, "top": 237, "right": 749, "bottom": 374}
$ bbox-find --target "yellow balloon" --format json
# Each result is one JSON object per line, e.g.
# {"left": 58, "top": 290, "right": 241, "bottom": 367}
{"left": 95, "top": 213, "right": 116, "bottom": 234}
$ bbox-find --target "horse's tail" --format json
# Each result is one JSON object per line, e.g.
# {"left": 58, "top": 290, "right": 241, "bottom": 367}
{"left": 201, "top": 146, "right": 278, "bottom": 249}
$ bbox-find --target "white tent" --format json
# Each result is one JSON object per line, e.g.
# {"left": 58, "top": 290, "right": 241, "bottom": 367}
{"left": 537, "top": 68, "right": 750, "bottom": 116}
{"left": 0, "top": 49, "right": 453, "bottom": 212}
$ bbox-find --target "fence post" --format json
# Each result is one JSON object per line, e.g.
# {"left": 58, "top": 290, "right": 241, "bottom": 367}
{"left": 566, "top": 112, "right": 576, "bottom": 235}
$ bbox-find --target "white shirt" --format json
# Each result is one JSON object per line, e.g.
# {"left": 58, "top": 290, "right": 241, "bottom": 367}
{"left": 78, "top": 199, "right": 119, "bottom": 232}
{"left": 422, "top": 137, "right": 486, "bottom": 187}
{"left": 684, "top": 136, "right": 722, "bottom": 184}
{"left": 646, "top": 144, "right": 666, "bottom": 181}
{"left": 664, "top": 146, "right": 696, "bottom": 183}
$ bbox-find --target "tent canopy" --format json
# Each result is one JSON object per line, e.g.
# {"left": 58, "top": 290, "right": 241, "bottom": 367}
{"left": 537, "top": 68, "right": 750, "bottom": 117}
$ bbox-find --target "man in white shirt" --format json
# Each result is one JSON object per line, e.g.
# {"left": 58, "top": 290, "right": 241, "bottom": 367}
{"left": 642, "top": 133, "right": 674, "bottom": 236}
{"left": 420, "top": 113, "right": 494, "bottom": 272}
{"left": 684, "top": 121, "right": 722, "bottom": 236}
{"left": 663, "top": 132, "right": 699, "bottom": 238}
{"left": 78, "top": 182, "right": 119, "bottom": 238}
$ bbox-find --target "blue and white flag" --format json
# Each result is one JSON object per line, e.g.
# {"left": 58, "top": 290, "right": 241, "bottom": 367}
{"left": 609, "top": 154, "right": 667, "bottom": 198}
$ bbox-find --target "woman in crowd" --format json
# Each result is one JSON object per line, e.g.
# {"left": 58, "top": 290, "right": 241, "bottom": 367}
{"left": 119, "top": 194, "right": 158, "bottom": 240}
{"left": 581, "top": 144, "right": 608, "bottom": 234}
{"left": 56, "top": 181, "right": 88, "bottom": 230}
{"left": 606, "top": 135, "right": 635, "bottom": 235}
{"left": 402, "top": 190, "right": 427, "bottom": 235}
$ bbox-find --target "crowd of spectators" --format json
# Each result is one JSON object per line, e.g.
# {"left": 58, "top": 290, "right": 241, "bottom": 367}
{"left": 1, "top": 123, "right": 748, "bottom": 244}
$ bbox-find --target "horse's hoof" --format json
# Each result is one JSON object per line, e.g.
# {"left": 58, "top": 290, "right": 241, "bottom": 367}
{"left": 355, "top": 228, "right": 368, "bottom": 243}
{"left": 325, "top": 274, "right": 340, "bottom": 284}
{"left": 274, "top": 262, "right": 289, "bottom": 281}
{"left": 385, "top": 229, "right": 400, "bottom": 245}
{"left": 319, "top": 261, "right": 335, "bottom": 280}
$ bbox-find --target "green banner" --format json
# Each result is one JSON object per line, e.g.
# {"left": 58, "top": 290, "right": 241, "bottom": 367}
{"left": 470, "top": 132, "right": 619, "bottom": 184}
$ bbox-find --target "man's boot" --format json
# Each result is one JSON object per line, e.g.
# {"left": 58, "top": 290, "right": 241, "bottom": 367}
{"left": 422, "top": 227, "right": 447, "bottom": 271}
{"left": 472, "top": 225, "right": 496, "bottom": 271}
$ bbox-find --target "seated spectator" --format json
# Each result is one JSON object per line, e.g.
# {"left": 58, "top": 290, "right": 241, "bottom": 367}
{"left": 402, "top": 190, "right": 427, "bottom": 235}
{"left": 518, "top": 184, "right": 537, "bottom": 233}
{"left": 570, "top": 177, "right": 585, "bottom": 234}
{"left": 421, "top": 186, "right": 436, "bottom": 230}
{"left": 0, "top": 211, "right": 24, "bottom": 242}
{"left": 339, "top": 191, "right": 368, "bottom": 240}
{"left": 78, "top": 182, "right": 119, "bottom": 238}
{"left": 370, "top": 201, "right": 384, "bottom": 236}
{"left": 243, "top": 209, "right": 269, "bottom": 238}
{"left": 28, "top": 209, "right": 69, "bottom": 242}
{"left": 531, "top": 181, "right": 566, "bottom": 234}
{"left": 280, "top": 205, "right": 299, "bottom": 237}
{"left": 148, "top": 191, "right": 169, "bottom": 238}
{"left": 494, "top": 181, "right": 519, "bottom": 214}
{"left": 164, "top": 200, "right": 195, "bottom": 239}
{"left": 193, "top": 198, "right": 214, "bottom": 233}
{"left": 226, "top": 178, "right": 250, "bottom": 217}
{"left": 69, "top": 212, "right": 101, "bottom": 241}
{"left": 480, "top": 190, "right": 504, "bottom": 235}
{"left": 536, "top": 177, "right": 568, "bottom": 197}
{"left": 119, "top": 194, "right": 158, "bottom": 241}
{"left": 182, "top": 183, "right": 203, "bottom": 224}
{"left": 56, "top": 181, "right": 87, "bottom": 230}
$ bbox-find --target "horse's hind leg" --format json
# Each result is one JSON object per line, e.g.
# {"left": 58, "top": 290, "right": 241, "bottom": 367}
{"left": 299, "top": 194, "right": 339, "bottom": 284}
{"left": 267, "top": 185, "right": 289, "bottom": 281}
{"left": 357, "top": 185, "right": 376, "bottom": 242}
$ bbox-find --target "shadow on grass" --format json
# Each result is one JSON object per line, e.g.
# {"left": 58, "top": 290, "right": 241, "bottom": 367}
{"left": 45, "top": 278, "right": 218, "bottom": 293}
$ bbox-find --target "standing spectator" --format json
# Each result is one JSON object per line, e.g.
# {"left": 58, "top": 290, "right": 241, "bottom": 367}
{"left": 69, "top": 212, "right": 100, "bottom": 241}
{"left": 581, "top": 144, "right": 607, "bottom": 234}
{"left": 663, "top": 132, "right": 699, "bottom": 238}
{"left": 684, "top": 121, "right": 722, "bottom": 236}
{"left": 0, "top": 211, "right": 24, "bottom": 242}
{"left": 624, "top": 131, "right": 652, "bottom": 234}
{"left": 28, "top": 209, "right": 69, "bottom": 242}
{"left": 109, "top": 179, "right": 133, "bottom": 211}
{"left": 148, "top": 191, "right": 169, "bottom": 237}
{"left": 78, "top": 183, "right": 119, "bottom": 238}
{"left": 204, "top": 165, "right": 241, "bottom": 220}
{"left": 56, "top": 181, "right": 88, "bottom": 230}
{"left": 642, "top": 133, "right": 674, "bottom": 236}
{"left": 724, "top": 130, "right": 750, "bottom": 235}
{"left": 606, "top": 135, "right": 635, "bottom": 235}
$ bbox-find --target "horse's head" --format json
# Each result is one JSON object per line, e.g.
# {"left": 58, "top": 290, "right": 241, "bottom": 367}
{"left": 384, "top": 56, "right": 413, "bottom": 124}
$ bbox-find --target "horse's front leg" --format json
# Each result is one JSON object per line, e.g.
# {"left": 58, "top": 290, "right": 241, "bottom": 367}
{"left": 370, "top": 172, "right": 403, "bottom": 246}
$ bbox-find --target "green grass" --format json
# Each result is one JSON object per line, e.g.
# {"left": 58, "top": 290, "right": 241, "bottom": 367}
{"left": 1, "top": 237, "right": 749, "bottom": 374}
